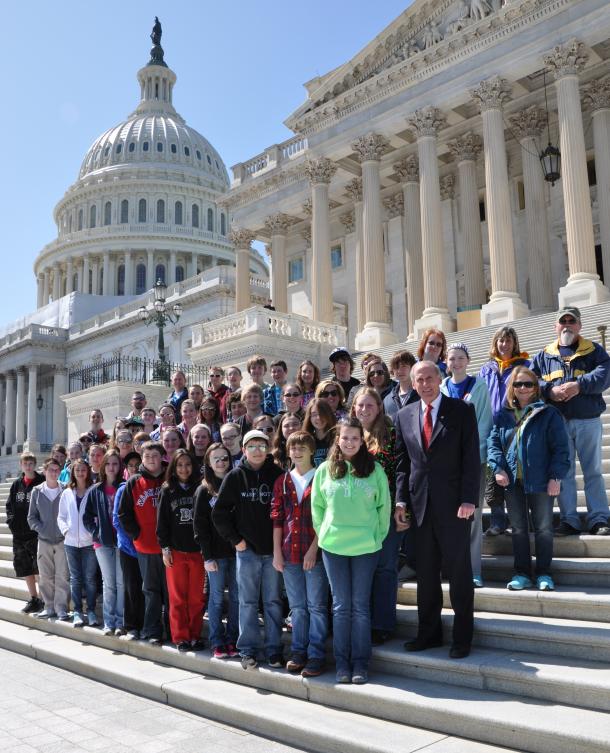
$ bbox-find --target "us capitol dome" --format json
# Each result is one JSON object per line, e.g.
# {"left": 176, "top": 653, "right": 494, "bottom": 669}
{"left": 33, "top": 22, "right": 267, "bottom": 305}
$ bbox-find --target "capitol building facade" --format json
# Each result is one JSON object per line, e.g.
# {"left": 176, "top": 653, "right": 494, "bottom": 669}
{"left": 0, "top": 0, "right": 609, "bottom": 470}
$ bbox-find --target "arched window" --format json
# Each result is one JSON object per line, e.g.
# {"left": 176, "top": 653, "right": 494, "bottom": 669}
{"left": 135, "top": 263, "right": 146, "bottom": 294}
{"left": 156, "top": 199, "right": 165, "bottom": 223}
{"left": 143, "top": 141, "right": 149, "bottom": 152}
{"left": 175, "top": 265, "right": 185, "bottom": 283}
{"left": 78, "top": 209, "right": 83, "bottom": 231}
{"left": 138, "top": 198, "right": 147, "bottom": 223}
{"left": 192, "top": 204, "right": 199, "bottom": 228}
{"left": 155, "top": 264, "right": 166, "bottom": 284}
{"left": 128, "top": 142, "right": 135, "bottom": 152}
{"left": 171, "top": 143, "right": 177, "bottom": 154}
{"left": 184, "top": 146, "right": 190, "bottom": 157}
{"left": 175, "top": 201, "right": 183, "bottom": 225}
{"left": 157, "top": 142, "right": 163, "bottom": 152}
{"left": 104, "top": 201, "right": 112, "bottom": 226}
{"left": 120, "top": 199, "right": 129, "bottom": 224}
{"left": 220, "top": 213, "right": 226, "bottom": 235}
{"left": 117, "top": 264, "right": 125, "bottom": 296}
{"left": 89, "top": 205, "right": 96, "bottom": 228}
{"left": 207, "top": 208, "right": 214, "bottom": 232}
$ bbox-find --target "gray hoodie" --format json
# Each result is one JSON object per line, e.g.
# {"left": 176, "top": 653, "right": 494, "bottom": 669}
{"left": 27, "top": 483, "right": 65, "bottom": 544}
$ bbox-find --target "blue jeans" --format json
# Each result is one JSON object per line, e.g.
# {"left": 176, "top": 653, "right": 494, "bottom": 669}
{"left": 235, "top": 548, "right": 283, "bottom": 659}
{"left": 559, "top": 417, "right": 609, "bottom": 529}
{"left": 371, "top": 519, "right": 401, "bottom": 632}
{"left": 207, "top": 558, "right": 239, "bottom": 649}
{"left": 95, "top": 546, "right": 124, "bottom": 629}
{"left": 283, "top": 561, "right": 328, "bottom": 660}
{"left": 506, "top": 483, "right": 554, "bottom": 577}
{"left": 64, "top": 545, "right": 98, "bottom": 614}
{"left": 322, "top": 549, "right": 379, "bottom": 673}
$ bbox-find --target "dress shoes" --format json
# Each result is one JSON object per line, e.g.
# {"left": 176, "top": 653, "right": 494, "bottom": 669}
{"left": 449, "top": 644, "right": 471, "bottom": 659}
{"left": 404, "top": 638, "right": 443, "bottom": 652}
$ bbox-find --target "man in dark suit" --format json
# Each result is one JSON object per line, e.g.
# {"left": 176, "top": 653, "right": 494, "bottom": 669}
{"left": 394, "top": 360, "right": 480, "bottom": 658}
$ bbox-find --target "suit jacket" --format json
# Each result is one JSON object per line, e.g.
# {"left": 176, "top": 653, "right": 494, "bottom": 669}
{"left": 395, "top": 394, "right": 480, "bottom": 527}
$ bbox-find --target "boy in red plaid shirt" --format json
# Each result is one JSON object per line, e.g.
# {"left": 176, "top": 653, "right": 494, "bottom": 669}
{"left": 272, "top": 431, "right": 329, "bottom": 677}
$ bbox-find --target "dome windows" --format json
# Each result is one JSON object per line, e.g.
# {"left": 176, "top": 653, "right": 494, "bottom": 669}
{"left": 104, "top": 201, "right": 112, "bottom": 226}
{"left": 207, "top": 208, "right": 214, "bottom": 232}
{"left": 156, "top": 199, "right": 165, "bottom": 224}
{"left": 192, "top": 204, "right": 199, "bottom": 228}
{"left": 155, "top": 263, "right": 166, "bottom": 284}
{"left": 175, "top": 201, "right": 183, "bottom": 225}
{"left": 184, "top": 146, "right": 190, "bottom": 157}
{"left": 117, "top": 264, "right": 125, "bottom": 296}
{"left": 196, "top": 150, "right": 202, "bottom": 160}
{"left": 120, "top": 199, "right": 129, "bottom": 224}
{"left": 89, "top": 205, "right": 97, "bottom": 229}
{"left": 175, "top": 265, "right": 185, "bottom": 283}
{"left": 129, "top": 142, "right": 135, "bottom": 153}
{"left": 116, "top": 143, "right": 122, "bottom": 154}
{"left": 207, "top": 155, "right": 212, "bottom": 165}
{"left": 171, "top": 143, "right": 177, "bottom": 154}
{"left": 135, "top": 264, "right": 146, "bottom": 295}
{"left": 78, "top": 209, "right": 83, "bottom": 231}
{"left": 104, "top": 146, "right": 110, "bottom": 156}
{"left": 143, "top": 141, "right": 149, "bottom": 152}
{"left": 157, "top": 142, "right": 163, "bottom": 153}
{"left": 138, "top": 198, "right": 147, "bottom": 223}
{"left": 220, "top": 213, "right": 226, "bottom": 236}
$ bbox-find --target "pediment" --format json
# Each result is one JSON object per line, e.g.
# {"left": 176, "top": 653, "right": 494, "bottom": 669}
{"left": 286, "top": 0, "right": 504, "bottom": 129}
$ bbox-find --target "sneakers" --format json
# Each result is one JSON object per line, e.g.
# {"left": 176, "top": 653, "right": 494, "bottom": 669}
{"left": 240, "top": 654, "right": 258, "bottom": 670}
{"left": 485, "top": 525, "right": 505, "bottom": 537}
{"left": 351, "top": 669, "right": 368, "bottom": 685}
{"left": 124, "top": 630, "right": 139, "bottom": 641}
{"left": 589, "top": 522, "right": 610, "bottom": 536}
{"left": 87, "top": 611, "right": 99, "bottom": 627}
{"left": 73, "top": 612, "right": 85, "bottom": 627}
{"left": 36, "top": 609, "right": 56, "bottom": 620}
{"left": 190, "top": 639, "right": 206, "bottom": 651}
{"left": 472, "top": 576, "right": 484, "bottom": 589}
{"left": 335, "top": 669, "right": 351, "bottom": 684}
{"left": 286, "top": 654, "right": 307, "bottom": 673}
{"left": 148, "top": 637, "right": 162, "bottom": 646}
{"left": 114, "top": 627, "right": 126, "bottom": 637}
{"left": 301, "top": 658, "right": 326, "bottom": 678}
{"left": 22, "top": 597, "right": 43, "bottom": 614}
{"left": 102, "top": 626, "right": 113, "bottom": 636}
{"left": 225, "top": 643, "right": 239, "bottom": 658}
{"left": 177, "top": 641, "right": 190, "bottom": 653}
{"left": 554, "top": 522, "right": 580, "bottom": 536}
{"left": 267, "top": 653, "right": 285, "bottom": 668}
{"left": 213, "top": 645, "right": 228, "bottom": 659}
{"left": 537, "top": 575, "right": 555, "bottom": 591}
{"left": 507, "top": 575, "right": 533, "bottom": 591}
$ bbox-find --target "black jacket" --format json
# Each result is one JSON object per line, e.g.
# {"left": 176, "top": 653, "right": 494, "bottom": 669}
{"left": 212, "top": 456, "right": 283, "bottom": 555}
{"left": 6, "top": 472, "right": 44, "bottom": 539}
{"left": 156, "top": 481, "right": 200, "bottom": 553}
{"left": 193, "top": 485, "right": 235, "bottom": 561}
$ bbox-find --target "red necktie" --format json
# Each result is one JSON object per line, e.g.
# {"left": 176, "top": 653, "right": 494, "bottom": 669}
{"left": 422, "top": 403, "right": 433, "bottom": 451}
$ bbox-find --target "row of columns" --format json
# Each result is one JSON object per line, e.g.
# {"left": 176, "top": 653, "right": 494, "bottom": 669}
{"left": 37, "top": 250, "right": 200, "bottom": 307}
{"left": 230, "top": 43, "right": 609, "bottom": 340}
{"left": 0, "top": 366, "right": 66, "bottom": 454}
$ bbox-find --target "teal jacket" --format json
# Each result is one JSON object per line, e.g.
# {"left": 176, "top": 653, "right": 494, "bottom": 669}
{"left": 441, "top": 376, "right": 493, "bottom": 463}
{"left": 311, "top": 460, "right": 390, "bottom": 557}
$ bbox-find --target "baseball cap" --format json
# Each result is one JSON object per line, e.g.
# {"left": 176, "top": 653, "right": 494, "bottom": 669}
{"left": 556, "top": 306, "right": 581, "bottom": 323}
{"left": 242, "top": 429, "right": 270, "bottom": 446}
{"left": 329, "top": 347, "right": 352, "bottom": 362}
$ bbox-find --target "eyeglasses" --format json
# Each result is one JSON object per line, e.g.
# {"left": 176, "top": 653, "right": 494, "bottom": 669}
{"left": 221, "top": 433, "right": 239, "bottom": 441}
{"left": 558, "top": 318, "right": 577, "bottom": 325}
{"left": 513, "top": 381, "right": 535, "bottom": 389}
{"left": 245, "top": 443, "right": 268, "bottom": 451}
{"left": 368, "top": 369, "right": 384, "bottom": 376}
{"left": 212, "top": 455, "right": 230, "bottom": 463}
{"left": 427, "top": 341, "right": 443, "bottom": 348}
{"left": 284, "top": 392, "right": 301, "bottom": 398}
{"left": 117, "top": 439, "right": 132, "bottom": 445}
{"left": 210, "top": 374, "right": 223, "bottom": 378}
{"left": 201, "top": 406, "right": 216, "bottom": 412}
{"left": 321, "top": 390, "right": 338, "bottom": 398}
{"left": 258, "top": 426, "right": 274, "bottom": 433}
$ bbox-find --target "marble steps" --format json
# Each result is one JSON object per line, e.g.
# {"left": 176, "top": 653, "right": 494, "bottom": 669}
{"left": 0, "top": 598, "right": 609, "bottom": 753}
{"left": 481, "top": 554, "right": 610, "bottom": 587}
{"left": 481, "top": 533, "right": 610, "bottom": 558}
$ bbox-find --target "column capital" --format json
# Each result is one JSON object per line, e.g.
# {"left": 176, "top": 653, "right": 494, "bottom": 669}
{"left": 440, "top": 174, "right": 456, "bottom": 201}
{"left": 508, "top": 106, "right": 547, "bottom": 140}
{"left": 302, "top": 198, "right": 313, "bottom": 217}
{"left": 304, "top": 157, "right": 337, "bottom": 185}
{"left": 301, "top": 226, "right": 312, "bottom": 245}
{"left": 351, "top": 132, "right": 390, "bottom": 162}
{"left": 344, "top": 177, "right": 363, "bottom": 202}
{"left": 471, "top": 77, "right": 511, "bottom": 112}
{"left": 264, "top": 213, "right": 292, "bottom": 236}
{"left": 448, "top": 132, "right": 483, "bottom": 162}
{"left": 544, "top": 40, "right": 588, "bottom": 80}
{"left": 408, "top": 107, "right": 446, "bottom": 138}
{"left": 228, "top": 227, "right": 255, "bottom": 249}
{"left": 383, "top": 192, "right": 404, "bottom": 218}
{"left": 339, "top": 210, "right": 355, "bottom": 233}
{"left": 264, "top": 243, "right": 272, "bottom": 258}
{"left": 583, "top": 76, "right": 610, "bottom": 112}
{"left": 393, "top": 155, "right": 419, "bottom": 182}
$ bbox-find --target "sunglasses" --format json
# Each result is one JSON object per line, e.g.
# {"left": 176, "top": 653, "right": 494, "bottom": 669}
{"left": 513, "top": 381, "right": 535, "bottom": 389}
{"left": 201, "top": 406, "right": 216, "bottom": 411}
{"left": 321, "top": 390, "right": 338, "bottom": 397}
{"left": 368, "top": 369, "right": 384, "bottom": 376}
{"left": 427, "top": 341, "right": 443, "bottom": 347}
{"left": 284, "top": 392, "right": 301, "bottom": 398}
{"left": 212, "top": 455, "right": 230, "bottom": 463}
{"left": 559, "top": 318, "right": 577, "bottom": 325}
{"left": 258, "top": 427, "right": 274, "bottom": 433}
{"left": 210, "top": 374, "right": 223, "bottom": 378}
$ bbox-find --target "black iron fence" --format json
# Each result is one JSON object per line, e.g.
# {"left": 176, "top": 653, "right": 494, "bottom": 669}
{"left": 68, "top": 356, "right": 208, "bottom": 392}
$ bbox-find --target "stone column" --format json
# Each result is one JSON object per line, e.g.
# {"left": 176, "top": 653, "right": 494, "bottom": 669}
{"left": 0, "top": 379, "right": 5, "bottom": 451}
{"left": 187, "top": 253, "right": 196, "bottom": 279}
{"left": 4, "top": 372, "right": 16, "bottom": 450}
{"left": 351, "top": 134, "right": 397, "bottom": 348}
{"left": 509, "top": 107, "right": 554, "bottom": 311}
{"left": 408, "top": 107, "right": 455, "bottom": 335}
{"left": 545, "top": 41, "right": 609, "bottom": 306}
{"left": 102, "top": 252, "right": 111, "bottom": 295}
{"left": 147, "top": 249, "right": 155, "bottom": 290}
{"left": 76, "top": 262, "right": 83, "bottom": 294}
{"left": 448, "top": 133, "right": 487, "bottom": 309}
{"left": 108, "top": 257, "right": 117, "bottom": 296}
{"left": 42, "top": 269, "right": 50, "bottom": 305}
{"left": 124, "top": 251, "right": 133, "bottom": 295}
{"left": 472, "top": 77, "right": 529, "bottom": 324}
{"left": 305, "top": 158, "right": 337, "bottom": 323}
{"left": 91, "top": 257, "right": 100, "bottom": 295}
{"left": 53, "top": 368, "right": 67, "bottom": 446}
{"left": 265, "top": 213, "right": 291, "bottom": 312}
{"left": 14, "top": 368, "right": 25, "bottom": 451}
{"left": 25, "top": 365, "right": 39, "bottom": 452}
{"left": 52, "top": 264, "right": 61, "bottom": 300}
{"left": 169, "top": 251, "right": 177, "bottom": 285}
{"left": 394, "top": 156, "right": 424, "bottom": 337}
{"left": 345, "top": 178, "right": 366, "bottom": 333}
{"left": 65, "top": 259, "right": 74, "bottom": 295}
{"left": 82, "top": 255, "right": 90, "bottom": 293}
{"left": 584, "top": 77, "right": 610, "bottom": 283}
{"left": 229, "top": 228, "right": 255, "bottom": 311}
{"left": 36, "top": 276, "right": 44, "bottom": 309}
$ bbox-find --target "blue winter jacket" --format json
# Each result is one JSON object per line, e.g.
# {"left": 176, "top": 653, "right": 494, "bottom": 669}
{"left": 531, "top": 338, "right": 610, "bottom": 419}
{"left": 487, "top": 402, "right": 570, "bottom": 493}
{"left": 112, "top": 482, "right": 138, "bottom": 558}
{"left": 82, "top": 482, "right": 119, "bottom": 547}
{"left": 478, "top": 354, "right": 530, "bottom": 418}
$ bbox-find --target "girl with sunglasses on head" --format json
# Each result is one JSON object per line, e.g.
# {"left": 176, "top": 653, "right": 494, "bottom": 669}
{"left": 364, "top": 359, "right": 395, "bottom": 402}
{"left": 315, "top": 380, "right": 347, "bottom": 420}
{"left": 271, "top": 413, "right": 303, "bottom": 470}
{"left": 220, "top": 422, "right": 243, "bottom": 463}
{"left": 193, "top": 443, "right": 239, "bottom": 659}
{"left": 303, "top": 398, "right": 337, "bottom": 468}
{"left": 488, "top": 367, "right": 569, "bottom": 593}
{"left": 253, "top": 414, "right": 276, "bottom": 444}
{"left": 296, "top": 360, "right": 320, "bottom": 408}
{"left": 199, "top": 397, "right": 222, "bottom": 442}
{"left": 416, "top": 328, "right": 448, "bottom": 376}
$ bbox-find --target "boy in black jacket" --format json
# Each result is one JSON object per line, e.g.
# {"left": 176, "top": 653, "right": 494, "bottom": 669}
{"left": 7, "top": 453, "right": 44, "bottom": 613}
{"left": 213, "top": 430, "right": 283, "bottom": 670}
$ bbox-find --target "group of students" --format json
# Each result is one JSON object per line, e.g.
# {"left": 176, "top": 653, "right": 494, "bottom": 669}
{"left": 6, "top": 311, "right": 605, "bottom": 685}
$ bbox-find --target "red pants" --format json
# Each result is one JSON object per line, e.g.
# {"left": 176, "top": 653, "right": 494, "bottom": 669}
{"left": 165, "top": 550, "right": 205, "bottom": 643}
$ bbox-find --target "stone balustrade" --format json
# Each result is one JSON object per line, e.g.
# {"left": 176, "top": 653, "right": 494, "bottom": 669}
{"left": 231, "top": 135, "right": 309, "bottom": 186}
{"left": 0, "top": 323, "right": 68, "bottom": 350}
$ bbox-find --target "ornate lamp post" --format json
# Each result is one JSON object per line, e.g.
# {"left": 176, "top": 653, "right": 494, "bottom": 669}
{"left": 138, "top": 279, "right": 182, "bottom": 382}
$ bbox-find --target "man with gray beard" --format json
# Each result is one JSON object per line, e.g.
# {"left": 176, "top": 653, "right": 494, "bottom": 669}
{"left": 532, "top": 307, "right": 610, "bottom": 536}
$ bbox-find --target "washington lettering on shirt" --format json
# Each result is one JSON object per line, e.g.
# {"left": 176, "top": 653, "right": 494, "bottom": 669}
{"left": 135, "top": 487, "right": 161, "bottom": 507}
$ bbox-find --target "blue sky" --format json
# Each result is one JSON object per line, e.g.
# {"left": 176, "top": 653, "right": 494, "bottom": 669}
{"left": 3, "top": 0, "right": 411, "bottom": 321}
